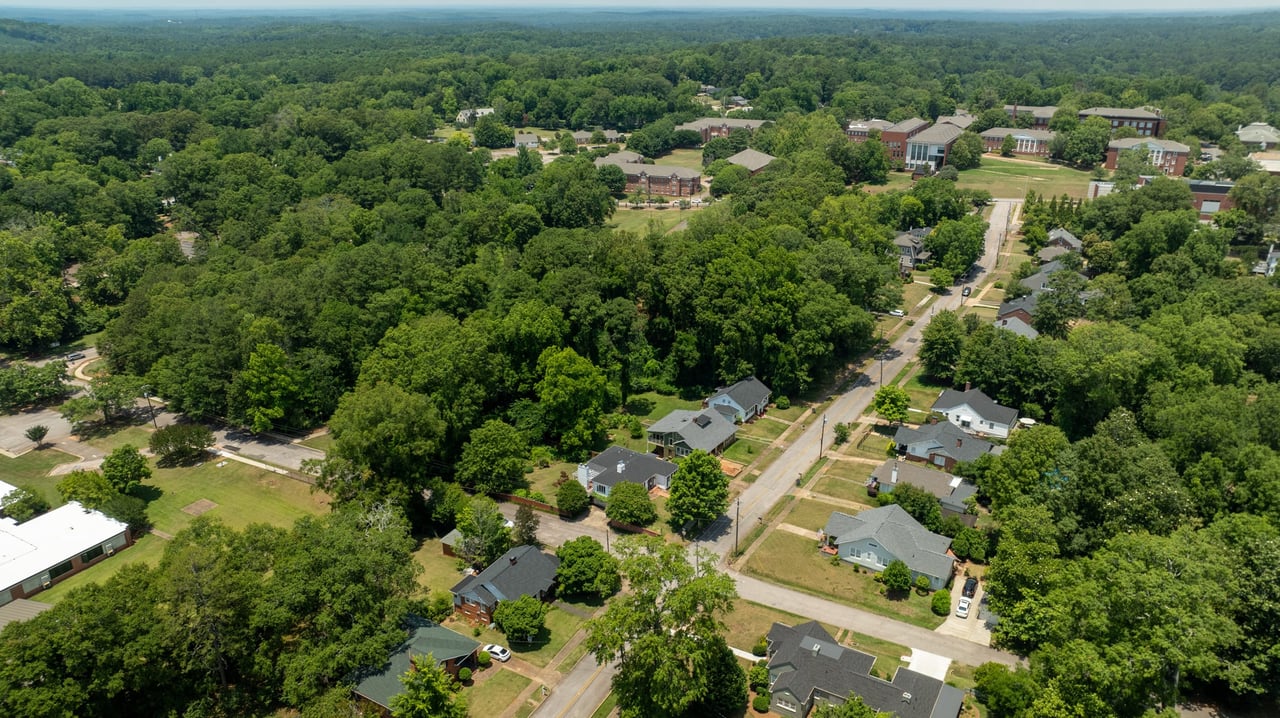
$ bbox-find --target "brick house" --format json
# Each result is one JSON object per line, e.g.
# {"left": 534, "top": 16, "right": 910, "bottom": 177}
{"left": 877, "top": 118, "right": 930, "bottom": 166}
{"left": 1104, "top": 137, "right": 1189, "bottom": 176}
{"left": 674, "top": 117, "right": 766, "bottom": 144}
{"left": 1186, "top": 179, "right": 1235, "bottom": 219}
{"left": 979, "top": 127, "right": 1055, "bottom": 156}
{"left": 1002, "top": 105, "right": 1057, "bottom": 130}
{"left": 451, "top": 545, "right": 560, "bottom": 624}
{"left": 353, "top": 621, "right": 481, "bottom": 716}
{"left": 1079, "top": 107, "right": 1166, "bottom": 137}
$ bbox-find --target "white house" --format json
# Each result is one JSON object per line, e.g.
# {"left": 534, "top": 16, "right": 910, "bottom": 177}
{"left": 823, "top": 505, "right": 954, "bottom": 591}
{"left": 931, "top": 387, "right": 1019, "bottom": 439}
{"left": 706, "top": 376, "right": 772, "bottom": 423}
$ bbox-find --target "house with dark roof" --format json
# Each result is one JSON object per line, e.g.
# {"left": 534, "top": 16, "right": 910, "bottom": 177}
{"left": 996, "top": 293, "right": 1038, "bottom": 325}
{"left": 647, "top": 409, "right": 737, "bottom": 458}
{"left": 1104, "top": 137, "right": 1189, "bottom": 176}
{"left": 893, "top": 227, "right": 933, "bottom": 272}
{"left": 767, "top": 621, "right": 964, "bottom": 718}
{"left": 706, "top": 375, "right": 772, "bottom": 423}
{"left": 576, "top": 445, "right": 677, "bottom": 501}
{"left": 1045, "top": 228, "right": 1082, "bottom": 252}
{"left": 1186, "top": 179, "right": 1235, "bottom": 220}
{"left": 726, "top": 148, "right": 776, "bottom": 175}
{"left": 867, "top": 459, "right": 979, "bottom": 528}
{"left": 353, "top": 620, "right": 481, "bottom": 715}
{"left": 823, "top": 505, "right": 956, "bottom": 590}
{"left": 905, "top": 123, "right": 965, "bottom": 173}
{"left": 931, "top": 387, "right": 1018, "bottom": 439}
{"left": 992, "top": 314, "right": 1039, "bottom": 339}
{"left": 892, "top": 421, "right": 995, "bottom": 471}
{"left": 572, "top": 129, "right": 622, "bottom": 145}
{"left": 450, "top": 545, "right": 560, "bottom": 624}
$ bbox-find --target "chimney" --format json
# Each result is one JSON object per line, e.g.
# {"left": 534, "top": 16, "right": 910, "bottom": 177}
{"left": 617, "top": 460, "right": 626, "bottom": 475}
{"left": 509, "top": 556, "right": 518, "bottom": 566}
{"left": 956, "top": 438, "right": 963, "bottom": 448}
{"left": 811, "top": 643, "right": 819, "bottom": 657}
{"left": 964, "top": 381, "right": 971, "bottom": 392}
{"left": 891, "top": 462, "right": 898, "bottom": 485}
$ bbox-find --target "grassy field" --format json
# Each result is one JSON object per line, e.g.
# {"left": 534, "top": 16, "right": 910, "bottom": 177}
{"left": 901, "top": 368, "right": 947, "bottom": 413}
{"left": 812, "top": 463, "right": 876, "bottom": 506}
{"left": 0, "top": 449, "right": 77, "bottom": 499}
{"left": 653, "top": 148, "right": 705, "bottom": 172}
{"left": 623, "top": 392, "right": 701, "bottom": 422}
{"left": 412, "top": 537, "right": 469, "bottom": 595}
{"left": 445, "top": 604, "right": 586, "bottom": 668}
{"left": 784, "top": 498, "right": 850, "bottom": 532}
{"left": 84, "top": 425, "right": 154, "bottom": 454}
{"left": 851, "top": 429, "right": 895, "bottom": 460}
{"left": 901, "top": 281, "right": 933, "bottom": 314}
{"left": 956, "top": 156, "right": 1092, "bottom": 199}
{"left": 467, "top": 669, "right": 531, "bottom": 718}
{"left": 525, "top": 462, "right": 576, "bottom": 501}
{"left": 738, "top": 418, "right": 788, "bottom": 443}
{"left": 35, "top": 459, "right": 329, "bottom": 603}
{"left": 767, "top": 402, "right": 810, "bottom": 423}
{"left": 610, "top": 206, "right": 689, "bottom": 235}
{"left": 861, "top": 172, "right": 914, "bottom": 194}
{"left": 722, "top": 599, "right": 838, "bottom": 652}
{"left": 744, "top": 532, "right": 945, "bottom": 630}
{"left": 298, "top": 433, "right": 334, "bottom": 453}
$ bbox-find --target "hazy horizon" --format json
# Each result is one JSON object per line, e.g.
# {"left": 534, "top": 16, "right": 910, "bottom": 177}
{"left": 2, "top": 0, "right": 1278, "bottom": 13}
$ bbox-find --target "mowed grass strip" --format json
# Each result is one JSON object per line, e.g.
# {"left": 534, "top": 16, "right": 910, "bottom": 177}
{"left": 812, "top": 464, "right": 876, "bottom": 506}
{"left": 785, "top": 498, "right": 850, "bottom": 532}
{"left": 0, "top": 449, "right": 79, "bottom": 503}
{"left": 467, "top": 669, "right": 531, "bottom": 717}
{"left": 744, "top": 531, "right": 945, "bottom": 630}
{"left": 955, "top": 156, "right": 1093, "bottom": 199}
{"left": 722, "top": 599, "right": 840, "bottom": 653}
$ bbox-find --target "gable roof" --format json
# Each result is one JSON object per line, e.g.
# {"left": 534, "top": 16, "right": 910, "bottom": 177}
{"left": 979, "top": 127, "right": 1055, "bottom": 142}
{"left": 451, "top": 545, "right": 560, "bottom": 607}
{"left": 1047, "top": 227, "right": 1081, "bottom": 250}
{"left": 353, "top": 621, "right": 480, "bottom": 709}
{"left": 594, "top": 150, "right": 644, "bottom": 166}
{"left": 994, "top": 314, "right": 1040, "bottom": 339}
{"left": 675, "top": 118, "right": 766, "bottom": 133}
{"left": 1003, "top": 104, "right": 1058, "bottom": 120}
{"left": 726, "top": 148, "right": 775, "bottom": 173}
{"left": 648, "top": 409, "right": 737, "bottom": 452}
{"left": 1237, "top": 123, "right": 1280, "bottom": 145}
{"left": 514, "top": 133, "right": 541, "bottom": 145}
{"left": 709, "top": 375, "right": 772, "bottom": 412}
{"left": 908, "top": 123, "right": 965, "bottom": 145}
{"left": 608, "top": 162, "right": 702, "bottom": 180}
{"left": 585, "top": 445, "right": 677, "bottom": 489}
{"left": 0, "top": 598, "right": 52, "bottom": 631}
{"left": 935, "top": 112, "right": 975, "bottom": 130}
{"left": 887, "top": 118, "right": 930, "bottom": 134}
{"left": 932, "top": 388, "right": 1018, "bottom": 426}
{"left": 767, "top": 621, "right": 964, "bottom": 718}
{"left": 823, "top": 505, "right": 954, "bottom": 581}
{"left": 1037, "top": 246, "right": 1069, "bottom": 263}
{"left": 869, "top": 459, "right": 978, "bottom": 515}
{"left": 1080, "top": 106, "right": 1162, "bottom": 120}
{"left": 1108, "top": 137, "right": 1190, "bottom": 153}
{"left": 892, "top": 422, "right": 994, "bottom": 464}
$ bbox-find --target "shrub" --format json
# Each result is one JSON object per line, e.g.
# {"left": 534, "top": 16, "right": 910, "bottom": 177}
{"left": 604, "top": 482, "right": 658, "bottom": 526}
{"left": 473, "top": 627, "right": 482, "bottom": 637}
{"left": 458, "top": 667, "right": 472, "bottom": 683}
{"left": 931, "top": 589, "right": 952, "bottom": 616}
{"left": 628, "top": 416, "right": 644, "bottom": 439}
{"left": 149, "top": 423, "right": 214, "bottom": 466}
{"left": 478, "top": 651, "right": 492, "bottom": 668}
{"left": 881, "top": 560, "right": 912, "bottom": 593}
{"left": 748, "top": 663, "right": 770, "bottom": 691}
{"left": 753, "top": 695, "right": 772, "bottom": 712}
{"left": 775, "top": 396, "right": 791, "bottom": 410}
{"left": 915, "top": 575, "right": 932, "bottom": 594}
{"left": 751, "top": 637, "right": 768, "bottom": 657}
{"left": 426, "top": 591, "right": 455, "bottom": 622}
{"left": 556, "top": 479, "right": 590, "bottom": 516}
{"left": 833, "top": 422, "right": 851, "bottom": 445}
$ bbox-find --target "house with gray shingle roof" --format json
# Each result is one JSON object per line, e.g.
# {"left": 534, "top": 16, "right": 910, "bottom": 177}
{"left": 767, "top": 621, "right": 964, "bottom": 718}
{"left": 993, "top": 314, "right": 1039, "bottom": 339}
{"left": 647, "top": 409, "right": 737, "bottom": 458}
{"left": 931, "top": 387, "right": 1018, "bottom": 439}
{"left": 1237, "top": 123, "right": 1280, "bottom": 150}
{"left": 726, "top": 148, "right": 775, "bottom": 175}
{"left": 868, "top": 459, "right": 980, "bottom": 527}
{"left": 706, "top": 375, "right": 772, "bottom": 423}
{"left": 353, "top": 620, "right": 480, "bottom": 712}
{"left": 451, "top": 545, "right": 560, "bottom": 624}
{"left": 823, "top": 506, "right": 955, "bottom": 590}
{"left": 576, "top": 445, "right": 677, "bottom": 500}
{"left": 892, "top": 421, "right": 995, "bottom": 471}
{"left": 1046, "top": 227, "right": 1082, "bottom": 252}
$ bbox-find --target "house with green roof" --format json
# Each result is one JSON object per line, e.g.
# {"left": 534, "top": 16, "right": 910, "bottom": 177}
{"left": 352, "top": 620, "right": 480, "bottom": 715}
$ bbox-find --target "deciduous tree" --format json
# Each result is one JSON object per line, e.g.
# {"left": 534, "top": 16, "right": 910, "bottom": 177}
{"left": 556, "top": 478, "right": 591, "bottom": 516}
{"left": 493, "top": 594, "right": 548, "bottom": 643}
{"left": 555, "top": 536, "right": 620, "bottom": 599}
{"left": 390, "top": 654, "right": 467, "bottom": 718}
{"left": 56, "top": 469, "right": 116, "bottom": 509}
{"left": 666, "top": 450, "right": 729, "bottom": 533}
{"left": 101, "top": 444, "right": 150, "bottom": 494}
{"left": 456, "top": 420, "right": 529, "bottom": 494}
{"left": 605, "top": 482, "right": 658, "bottom": 526}
{"left": 871, "top": 386, "right": 910, "bottom": 424}
{"left": 455, "top": 496, "right": 512, "bottom": 567}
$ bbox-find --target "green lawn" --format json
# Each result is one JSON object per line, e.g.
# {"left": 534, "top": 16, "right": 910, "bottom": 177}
{"left": 38, "top": 534, "right": 168, "bottom": 604}
{"left": 623, "top": 392, "right": 701, "bottom": 423}
{"left": 589, "top": 692, "right": 618, "bottom": 718}
{"left": 901, "top": 368, "right": 947, "bottom": 413}
{"left": 851, "top": 430, "right": 895, "bottom": 460}
{"left": 525, "top": 462, "right": 577, "bottom": 502}
{"left": 652, "top": 148, "right": 705, "bottom": 172}
{"left": 413, "top": 538, "right": 469, "bottom": 595}
{"left": 84, "top": 425, "right": 154, "bottom": 454}
{"left": 467, "top": 669, "right": 531, "bottom": 718}
{"left": 861, "top": 172, "right": 914, "bottom": 194}
{"left": 298, "top": 433, "right": 334, "bottom": 453}
{"left": 610, "top": 206, "right": 689, "bottom": 235}
{"left": 722, "top": 437, "right": 765, "bottom": 466}
{"left": 784, "top": 498, "right": 849, "bottom": 532}
{"left": 812, "top": 464, "right": 876, "bottom": 506}
{"left": 738, "top": 418, "right": 788, "bottom": 443}
{"left": 956, "top": 156, "right": 1092, "bottom": 199}
{"left": 767, "top": 402, "right": 810, "bottom": 423}
{"left": 446, "top": 605, "right": 586, "bottom": 669}
{"left": 0, "top": 449, "right": 78, "bottom": 501}
{"left": 744, "top": 532, "right": 945, "bottom": 630}
{"left": 723, "top": 599, "right": 838, "bottom": 653}
{"left": 900, "top": 281, "right": 933, "bottom": 314}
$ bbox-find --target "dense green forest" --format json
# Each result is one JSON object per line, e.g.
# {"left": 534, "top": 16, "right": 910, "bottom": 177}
{"left": 3, "top": 9, "right": 1280, "bottom": 718}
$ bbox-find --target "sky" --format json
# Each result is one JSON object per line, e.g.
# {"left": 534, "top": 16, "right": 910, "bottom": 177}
{"left": 4, "top": 0, "right": 1279, "bottom": 12}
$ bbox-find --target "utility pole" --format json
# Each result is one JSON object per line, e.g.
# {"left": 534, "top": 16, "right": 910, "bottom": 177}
{"left": 734, "top": 498, "right": 740, "bottom": 556}
{"left": 142, "top": 386, "right": 159, "bottom": 430}
{"left": 818, "top": 414, "right": 828, "bottom": 459}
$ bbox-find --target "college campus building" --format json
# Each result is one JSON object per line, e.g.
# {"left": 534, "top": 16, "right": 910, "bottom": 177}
{"left": 1078, "top": 107, "right": 1166, "bottom": 137}
{"left": 0, "top": 482, "right": 132, "bottom": 605}
{"left": 1103, "top": 137, "right": 1190, "bottom": 176}
{"left": 979, "top": 127, "right": 1055, "bottom": 156}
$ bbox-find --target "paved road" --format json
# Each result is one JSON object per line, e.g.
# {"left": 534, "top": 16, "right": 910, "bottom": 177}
{"left": 529, "top": 654, "right": 617, "bottom": 718}
{"left": 212, "top": 428, "right": 324, "bottom": 472}
{"left": 692, "top": 199, "right": 1018, "bottom": 560}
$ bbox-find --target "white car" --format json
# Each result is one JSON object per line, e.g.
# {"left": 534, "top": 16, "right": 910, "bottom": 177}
{"left": 956, "top": 597, "right": 972, "bottom": 619}
{"left": 888, "top": 309, "right": 906, "bottom": 317}
{"left": 483, "top": 643, "right": 511, "bottom": 662}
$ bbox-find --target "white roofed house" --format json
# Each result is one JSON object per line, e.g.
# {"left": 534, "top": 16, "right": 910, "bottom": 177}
{"left": 0, "top": 481, "right": 133, "bottom": 605}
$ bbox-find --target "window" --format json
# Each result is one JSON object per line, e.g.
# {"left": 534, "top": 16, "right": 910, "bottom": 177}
{"left": 1201, "top": 200, "right": 1220, "bottom": 213}
{"left": 81, "top": 545, "right": 104, "bottom": 563}
{"left": 776, "top": 697, "right": 797, "bottom": 712}
{"left": 49, "top": 560, "right": 74, "bottom": 580}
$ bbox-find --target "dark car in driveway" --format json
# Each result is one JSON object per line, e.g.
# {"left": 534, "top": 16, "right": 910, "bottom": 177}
{"left": 962, "top": 577, "right": 979, "bottom": 598}
{"left": 961, "top": 286, "right": 972, "bottom": 297}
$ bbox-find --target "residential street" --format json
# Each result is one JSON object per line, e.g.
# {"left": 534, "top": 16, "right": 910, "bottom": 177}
{"left": 528, "top": 655, "right": 617, "bottom": 718}
{"left": 692, "top": 199, "right": 1019, "bottom": 560}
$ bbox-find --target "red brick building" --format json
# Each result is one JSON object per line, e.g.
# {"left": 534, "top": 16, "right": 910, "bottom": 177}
{"left": 877, "top": 118, "right": 930, "bottom": 166}
{"left": 674, "top": 117, "right": 766, "bottom": 143}
{"left": 1186, "top": 179, "right": 1235, "bottom": 220}
{"left": 1104, "top": 137, "right": 1189, "bottom": 176}
{"left": 846, "top": 119, "right": 894, "bottom": 142}
{"left": 1079, "top": 107, "right": 1166, "bottom": 137}
{"left": 0, "top": 497, "right": 132, "bottom": 605}
{"left": 979, "top": 127, "right": 1055, "bottom": 156}
{"left": 451, "top": 545, "right": 560, "bottom": 625}
{"left": 595, "top": 155, "right": 702, "bottom": 197}
{"left": 1003, "top": 105, "right": 1057, "bottom": 130}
